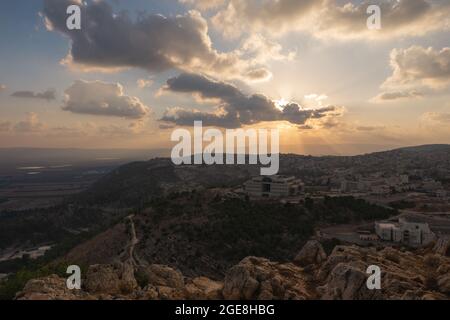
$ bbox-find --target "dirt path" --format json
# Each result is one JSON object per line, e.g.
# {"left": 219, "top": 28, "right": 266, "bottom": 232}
{"left": 123, "top": 215, "right": 139, "bottom": 267}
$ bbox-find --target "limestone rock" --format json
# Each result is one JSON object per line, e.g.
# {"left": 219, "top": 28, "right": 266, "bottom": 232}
{"left": 16, "top": 275, "right": 83, "bottom": 300}
{"left": 319, "top": 263, "right": 376, "bottom": 300}
{"left": 185, "top": 277, "right": 223, "bottom": 300}
{"left": 145, "top": 264, "right": 185, "bottom": 289}
{"left": 222, "top": 256, "right": 311, "bottom": 300}
{"left": 84, "top": 264, "right": 121, "bottom": 294}
{"left": 120, "top": 262, "right": 139, "bottom": 294}
{"left": 294, "top": 240, "right": 327, "bottom": 267}
{"left": 15, "top": 244, "right": 450, "bottom": 301}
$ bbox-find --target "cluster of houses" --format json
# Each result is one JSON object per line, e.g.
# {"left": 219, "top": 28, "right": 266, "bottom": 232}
{"left": 243, "top": 175, "right": 438, "bottom": 248}
{"left": 338, "top": 174, "right": 446, "bottom": 198}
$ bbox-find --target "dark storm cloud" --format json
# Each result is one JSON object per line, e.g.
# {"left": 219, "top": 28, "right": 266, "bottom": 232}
{"left": 160, "top": 73, "right": 340, "bottom": 128}
{"left": 11, "top": 89, "right": 56, "bottom": 101}
{"left": 42, "top": 0, "right": 265, "bottom": 80}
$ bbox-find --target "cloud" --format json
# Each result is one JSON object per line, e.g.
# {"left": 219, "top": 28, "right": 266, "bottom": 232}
{"left": 11, "top": 89, "right": 56, "bottom": 101}
{"left": 382, "top": 46, "right": 450, "bottom": 89}
{"left": 244, "top": 68, "right": 273, "bottom": 82}
{"left": 62, "top": 80, "right": 150, "bottom": 119}
{"left": 160, "top": 73, "right": 342, "bottom": 128}
{"left": 212, "top": 0, "right": 320, "bottom": 39}
{"left": 46, "top": 120, "right": 150, "bottom": 139}
{"left": 210, "top": 0, "right": 450, "bottom": 40}
{"left": 179, "top": 0, "right": 225, "bottom": 11}
{"left": 373, "top": 90, "right": 424, "bottom": 102}
{"left": 42, "top": 0, "right": 268, "bottom": 81}
{"left": 421, "top": 112, "right": 450, "bottom": 124}
{"left": 137, "top": 79, "right": 154, "bottom": 89}
{"left": 14, "top": 113, "right": 45, "bottom": 133}
{"left": 316, "top": 0, "right": 450, "bottom": 40}
{"left": 356, "top": 125, "right": 386, "bottom": 131}
{"left": 237, "top": 33, "right": 296, "bottom": 63}
{"left": 0, "top": 84, "right": 6, "bottom": 92}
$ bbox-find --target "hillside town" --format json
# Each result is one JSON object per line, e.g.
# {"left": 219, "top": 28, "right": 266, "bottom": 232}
{"left": 237, "top": 147, "right": 450, "bottom": 249}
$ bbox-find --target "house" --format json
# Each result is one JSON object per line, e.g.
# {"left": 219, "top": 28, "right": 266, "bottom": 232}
{"left": 244, "top": 175, "right": 304, "bottom": 199}
{"left": 375, "top": 218, "right": 435, "bottom": 246}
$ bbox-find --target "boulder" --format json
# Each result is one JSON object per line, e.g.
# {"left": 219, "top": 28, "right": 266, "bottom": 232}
{"left": 16, "top": 275, "right": 82, "bottom": 300}
{"left": 319, "top": 263, "right": 373, "bottom": 300}
{"left": 222, "top": 256, "right": 311, "bottom": 300}
{"left": 185, "top": 277, "right": 223, "bottom": 300}
{"left": 84, "top": 264, "right": 121, "bottom": 294}
{"left": 119, "top": 262, "right": 139, "bottom": 294}
{"left": 294, "top": 240, "right": 327, "bottom": 267}
{"left": 145, "top": 264, "right": 185, "bottom": 289}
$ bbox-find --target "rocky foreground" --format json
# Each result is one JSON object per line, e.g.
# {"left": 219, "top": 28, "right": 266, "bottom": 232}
{"left": 16, "top": 239, "right": 450, "bottom": 300}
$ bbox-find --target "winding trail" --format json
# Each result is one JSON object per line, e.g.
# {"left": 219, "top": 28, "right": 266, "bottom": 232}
{"left": 124, "top": 214, "right": 139, "bottom": 267}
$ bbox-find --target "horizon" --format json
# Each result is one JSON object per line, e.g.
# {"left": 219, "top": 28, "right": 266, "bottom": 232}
{"left": 0, "top": 143, "right": 448, "bottom": 158}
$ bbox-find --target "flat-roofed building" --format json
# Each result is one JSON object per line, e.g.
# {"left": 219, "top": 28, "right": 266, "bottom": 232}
{"left": 375, "top": 217, "right": 435, "bottom": 246}
{"left": 244, "top": 175, "right": 304, "bottom": 199}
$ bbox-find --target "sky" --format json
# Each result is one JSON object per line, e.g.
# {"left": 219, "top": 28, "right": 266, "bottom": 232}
{"left": 0, "top": 0, "right": 449, "bottom": 155}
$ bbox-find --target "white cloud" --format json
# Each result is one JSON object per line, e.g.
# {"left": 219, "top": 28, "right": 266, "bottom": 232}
{"left": 137, "top": 79, "right": 154, "bottom": 89}
{"left": 383, "top": 46, "right": 450, "bottom": 89}
{"left": 62, "top": 80, "right": 151, "bottom": 119}
{"left": 421, "top": 112, "right": 450, "bottom": 124}
{"left": 210, "top": 0, "right": 450, "bottom": 40}
{"left": 179, "top": 0, "right": 225, "bottom": 11}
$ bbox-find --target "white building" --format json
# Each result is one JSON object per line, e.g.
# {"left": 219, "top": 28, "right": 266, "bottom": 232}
{"left": 375, "top": 218, "right": 435, "bottom": 246}
{"left": 244, "top": 175, "right": 304, "bottom": 199}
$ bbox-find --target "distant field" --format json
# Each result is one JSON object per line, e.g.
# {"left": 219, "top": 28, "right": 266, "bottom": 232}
{"left": 0, "top": 164, "right": 118, "bottom": 211}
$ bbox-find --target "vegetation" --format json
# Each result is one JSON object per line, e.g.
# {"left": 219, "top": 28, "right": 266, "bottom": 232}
{"left": 0, "top": 205, "right": 128, "bottom": 250}
{"left": 0, "top": 216, "right": 124, "bottom": 300}
{"left": 389, "top": 200, "right": 416, "bottom": 210}
{"left": 138, "top": 193, "right": 397, "bottom": 276}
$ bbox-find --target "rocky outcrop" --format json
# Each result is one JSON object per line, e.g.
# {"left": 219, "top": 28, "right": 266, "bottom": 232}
{"left": 222, "top": 256, "right": 312, "bottom": 300}
{"left": 144, "top": 264, "right": 185, "bottom": 289}
{"left": 16, "top": 275, "right": 86, "bottom": 300}
{"left": 84, "top": 262, "right": 138, "bottom": 295}
{"left": 316, "top": 245, "right": 450, "bottom": 300}
{"left": 16, "top": 242, "right": 450, "bottom": 300}
{"left": 185, "top": 277, "right": 223, "bottom": 300}
{"left": 294, "top": 240, "right": 327, "bottom": 267}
